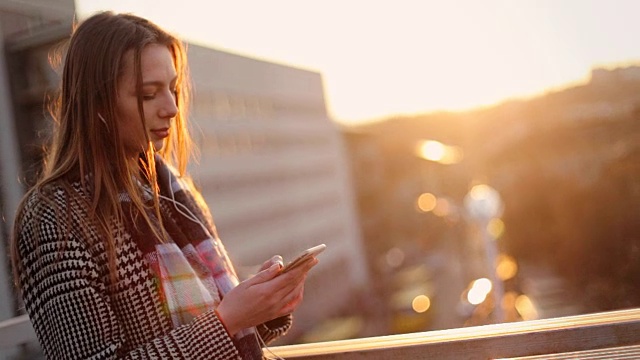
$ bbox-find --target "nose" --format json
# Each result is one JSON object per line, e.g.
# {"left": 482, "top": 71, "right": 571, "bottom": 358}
{"left": 159, "top": 91, "right": 179, "bottom": 119}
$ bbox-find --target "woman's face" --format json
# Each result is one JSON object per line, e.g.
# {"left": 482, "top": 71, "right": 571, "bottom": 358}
{"left": 116, "top": 43, "right": 178, "bottom": 154}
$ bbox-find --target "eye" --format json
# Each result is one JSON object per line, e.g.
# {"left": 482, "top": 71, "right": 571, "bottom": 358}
{"left": 142, "top": 93, "right": 156, "bottom": 100}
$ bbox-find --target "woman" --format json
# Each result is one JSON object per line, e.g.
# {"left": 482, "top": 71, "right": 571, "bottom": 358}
{"left": 11, "top": 11, "right": 317, "bottom": 359}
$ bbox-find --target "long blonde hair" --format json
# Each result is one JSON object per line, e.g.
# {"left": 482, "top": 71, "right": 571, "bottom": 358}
{"left": 11, "top": 11, "right": 194, "bottom": 286}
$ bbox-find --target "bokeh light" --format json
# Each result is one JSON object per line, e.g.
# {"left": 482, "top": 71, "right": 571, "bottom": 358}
{"left": 432, "top": 198, "right": 451, "bottom": 217}
{"left": 412, "top": 295, "right": 432, "bottom": 313}
{"left": 467, "top": 278, "right": 493, "bottom": 305}
{"left": 487, "top": 218, "right": 505, "bottom": 239}
{"left": 419, "top": 140, "right": 446, "bottom": 161}
{"left": 416, "top": 140, "right": 464, "bottom": 164}
{"left": 496, "top": 254, "right": 518, "bottom": 281}
{"left": 385, "top": 247, "right": 405, "bottom": 268}
{"left": 515, "top": 295, "right": 539, "bottom": 320}
{"left": 417, "top": 192, "right": 437, "bottom": 212}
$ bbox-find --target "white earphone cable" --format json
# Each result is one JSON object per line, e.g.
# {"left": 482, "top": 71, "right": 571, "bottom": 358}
{"left": 155, "top": 168, "right": 216, "bottom": 244}
{"left": 159, "top": 169, "right": 285, "bottom": 359}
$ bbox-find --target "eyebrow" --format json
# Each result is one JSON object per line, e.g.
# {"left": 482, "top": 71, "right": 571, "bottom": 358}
{"left": 142, "top": 75, "right": 178, "bottom": 86}
{"left": 142, "top": 76, "right": 178, "bottom": 87}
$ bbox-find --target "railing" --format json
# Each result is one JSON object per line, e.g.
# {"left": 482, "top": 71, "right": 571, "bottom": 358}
{"left": 0, "top": 314, "right": 35, "bottom": 350}
{"left": 2, "top": 309, "right": 640, "bottom": 359}
{"left": 266, "top": 308, "right": 640, "bottom": 359}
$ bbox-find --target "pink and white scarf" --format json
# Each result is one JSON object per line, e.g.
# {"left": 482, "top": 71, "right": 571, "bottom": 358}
{"left": 120, "top": 156, "right": 262, "bottom": 359}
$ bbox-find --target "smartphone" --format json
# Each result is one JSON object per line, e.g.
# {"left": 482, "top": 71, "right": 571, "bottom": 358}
{"left": 280, "top": 244, "right": 326, "bottom": 274}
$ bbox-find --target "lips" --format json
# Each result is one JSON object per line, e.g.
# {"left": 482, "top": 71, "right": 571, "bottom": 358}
{"left": 150, "top": 128, "right": 170, "bottom": 139}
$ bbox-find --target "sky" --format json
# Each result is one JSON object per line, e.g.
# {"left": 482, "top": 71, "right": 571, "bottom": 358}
{"left": 75, "top": 0, "right": 640, "bottom": 125}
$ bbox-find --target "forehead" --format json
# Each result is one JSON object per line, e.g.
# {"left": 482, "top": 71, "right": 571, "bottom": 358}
{"left": 120, "top": 44, "right": 176, "bottom": 84}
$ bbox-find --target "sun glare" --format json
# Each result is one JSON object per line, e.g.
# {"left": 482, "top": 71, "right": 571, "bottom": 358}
{"left": 416, "top": 140, "right": 464, "bottom": 164}
{"left": 75, "top": 0, "right": 640, "bottom": 125}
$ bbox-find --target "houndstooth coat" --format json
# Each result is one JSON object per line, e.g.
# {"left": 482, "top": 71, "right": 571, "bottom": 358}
{"left": 14, "top": 182, "right": 291, "bottom": 359}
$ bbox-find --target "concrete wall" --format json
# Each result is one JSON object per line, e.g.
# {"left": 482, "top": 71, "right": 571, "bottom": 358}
{"left": 0, "top": 1, "right": 74, "bottom": 358}
{"left": 187, "top": 44, "right": 369, "bottom": 340}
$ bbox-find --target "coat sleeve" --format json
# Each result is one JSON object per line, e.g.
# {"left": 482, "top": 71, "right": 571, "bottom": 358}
{"left": 15, "top": 194, "right": 242, "bottom": 360}
{"left": 257, "top": 315, "right": 293, "bottom": 344}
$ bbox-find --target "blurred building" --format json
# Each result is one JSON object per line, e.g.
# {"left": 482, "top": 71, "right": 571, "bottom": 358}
{"left": 341, "top": 130, "right": 386, "bottom": 274}
{"left": 186, "top": 45, "right": 370, "bottom": 342}
{"left": 0, "top": 1, "right": 75, "bottom": 359}
{"left": 0, "top": 1, "right": 370, "bottom": 356}
{"left": 341, "top": 129, "right": 392, "bottom": 336}
{"left": 342, "top": 125, "right": 470, "bottom": 335}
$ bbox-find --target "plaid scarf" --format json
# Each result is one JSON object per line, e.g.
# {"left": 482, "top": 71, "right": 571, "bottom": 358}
{"left": 119, "top": 156, "right": 263, "bottom": 359}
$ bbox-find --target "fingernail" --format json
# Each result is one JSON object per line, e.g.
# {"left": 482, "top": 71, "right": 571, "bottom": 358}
{"left": 274, "top": 256, "right": 284, "bottom": 267}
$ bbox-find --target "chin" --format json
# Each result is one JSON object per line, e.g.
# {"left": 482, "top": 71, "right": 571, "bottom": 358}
{"left": 152, "top": 141, "right": 165, "bottom": 151}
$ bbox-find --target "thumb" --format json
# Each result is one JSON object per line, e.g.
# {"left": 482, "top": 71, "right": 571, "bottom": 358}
{"left": 246, "top": 262, "right": 281, "bottom": 285}
{"left": 260, "top": 255, "right": 284, "bottom": 272}
{"left": 271, "top": 255, "right": 284, "bottom": 268}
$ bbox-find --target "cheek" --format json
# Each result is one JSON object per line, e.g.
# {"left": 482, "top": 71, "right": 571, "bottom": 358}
{"left": 117, "top": 112, "right": 147, "bottom": 151}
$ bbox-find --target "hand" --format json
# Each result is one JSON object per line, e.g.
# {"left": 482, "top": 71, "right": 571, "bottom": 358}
{"left": 215, "top": 255, "right": 318, "bottom": 336}
{"left": 259, "top": 255, "right": 284, "bottom": 272}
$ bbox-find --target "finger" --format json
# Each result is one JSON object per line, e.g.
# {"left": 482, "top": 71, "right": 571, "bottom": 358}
{"left": 259, "top": 255, "right": 283, "bottom": 272}
{"left": 275, "top": 261, "right": 313, "bottom": 289}
{"left": 262, "top": 268, "right": 307, "bottom": 299}
{"left": 280, "top": 282, "right": 306, "bottom": 315}
{"left": 273, "top": 255, "right": 284, "bottom": 268}
{"left": 245, "top": 262, "right": 281, "bottom": 286}
{"left": 286, "top": 279, "right": 305, "bottom": 301}
{"left": 274, "top": 265, "right": 314, "bottom": 295}
{"left": 264, "top": 272, "right": 305, "bottom": 299}
{"left": 284, "top": 257, "right": 318, "bottom": 279}
{"left": 272, "top": 261, "right": 314, "bottom": 298}
{"left": 266, "top": 257, "right": 317, "bottom": 294}
{"left": 281, "top": 256, "right": 315, "bottom": 274}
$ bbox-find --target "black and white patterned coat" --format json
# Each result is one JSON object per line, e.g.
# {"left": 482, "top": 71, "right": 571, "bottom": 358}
{"left": 14, "top": 182, "right": 291, "bottom": 359}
